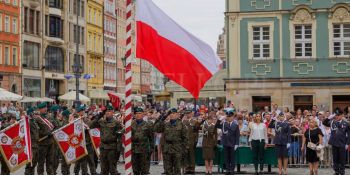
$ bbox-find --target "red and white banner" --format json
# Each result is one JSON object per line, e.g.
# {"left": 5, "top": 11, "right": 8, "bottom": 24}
{"left": 89, "top": 128, "right": 101, "bottom": 157}
{"left": 135, "top": 0, "right": 222, "bottom": 98}
{"left": 0, "top": 118, "right": 32, "bottom": 172}
{"left": 107, "top": 92, "right": 121, "bottom": 110}
{"left": 53, "top": 118, "right": 87, "bottom": 164}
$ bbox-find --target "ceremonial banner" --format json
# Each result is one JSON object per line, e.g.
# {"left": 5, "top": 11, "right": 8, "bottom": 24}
{"left": 53, "top": 118, "right": 87, "bottom": 164}
{"left": 0, "top": 118, "right": 32, "bottom": 172}
{"left": 89, "top": 128, "right": 101, "bottom": 157}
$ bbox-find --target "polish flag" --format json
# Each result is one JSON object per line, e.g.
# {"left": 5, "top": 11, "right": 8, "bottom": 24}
{"left": 136, "top": 0, "right": 222, "bottom": 98}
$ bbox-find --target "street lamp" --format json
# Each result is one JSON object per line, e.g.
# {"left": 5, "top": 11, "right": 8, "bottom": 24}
{"left": 73, "top": 0, "right": 82, "bottom": 108}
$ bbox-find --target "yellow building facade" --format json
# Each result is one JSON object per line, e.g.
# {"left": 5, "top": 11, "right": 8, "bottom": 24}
{"left": 87, "top": 0, "right": 104, "bottom": 94}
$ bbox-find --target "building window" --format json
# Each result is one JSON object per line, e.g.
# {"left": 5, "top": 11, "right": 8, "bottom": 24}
{"left": 5, "top": 16, "right": 10, "bottom": 32}
{"left": 252, "top": 26, "right": 270, "bottom": 59}
{"left": 49, "top": 16, "right": 63, "bottom": 38}
{"left": 0, "top": 13, "right": 2, "bottom": 31}
{"left": 48, "top": 0, "right": 62, "bottom": 9}
{"left": 81, "top": 1, "right": 84, "bottom": 17}
{"left": 294, "top": 95, "right": 313, "bottom": 111}
{"left": 294, "top": 25, "right": 312, "bottom": 58}
{"left": 81, "top": 27, "right": 84, "bottom": 45}
{"left": 333, "top": 24, "right": 350, "bottom": 56}
{"left": 23, "top": 78, "right": 41, "bottom": 97}
{"left": 252, "top": 96, "right": 271, "bottom": 113}
{"left": 5, "top": 0, "right": 10, "bottom": 4}
{"left": 12, "top": 47, "right": 17, "bottom": 66}
{"left": 23, "top": 41, "right": 40, "bottom": 70}
{"left": 4, "top": 46, "right": 9, "bottom": 65}
{"left": 0, "top": 45, "right": 2, "bottom": 64}
{"left": 13, "top": 0, "right": 17, "bottom": 6}
{"left": 12, "top": 18, "right": 17, "bottom": 34}
{"left": 45, "top": 46, "right": 64, "bottom": 72}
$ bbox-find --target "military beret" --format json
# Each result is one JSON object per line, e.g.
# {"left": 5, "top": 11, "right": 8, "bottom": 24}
{"left": 37, "top": 102, "right": 47, "bottom": 109}
{"left": 225, "top": 108, "right": 236, "bottom": 116}
{"left": 62, "top": 110, "right": 71, "bottom": 117}
{"left": 134, "top": 107, "right": 144, "bottom": 113}
{"left": 50, "top": 105, "right": 60, "bottom": 112}
{"left": 76, "top": 106, "right": 86, "bottom": 113}
{"left": 106, "top": 105, "right": 114, "bottom": 111}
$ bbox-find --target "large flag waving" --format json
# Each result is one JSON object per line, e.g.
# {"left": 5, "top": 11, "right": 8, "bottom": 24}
{"left": 52, "top": 118, "right": 87, "bottom": 164}
{"left": 136, "top": 0, "right": 222, "bottom": 98}
{"left": 89, "top": 128, "right": 101, "bottom": 157}
{"left": 0, "top": 118, "right": 32, "bottom": 172}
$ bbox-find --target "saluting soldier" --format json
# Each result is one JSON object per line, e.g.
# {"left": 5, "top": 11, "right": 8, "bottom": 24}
{"left": 154, "top": 108, "right": 188, "bottom": 175}
{"left": 323, "top": 110, "right": 350, "bottom": 175}
{"left": 91, "top": 105, "right": 123, "bottom": 175}
{"left": 215, "top": 108, "right": 239, "bottom": 175}
{"left": 35, "top": 102, "right": 57, "bottom": 175}
{"left": 182, "top": 109, "right": 201, "bottom": 174}
{"left": 131, "top": 107, "right": 154, "bottom": 175}
{"left": 24, "top": 107, "right": 40, "bottom": 175}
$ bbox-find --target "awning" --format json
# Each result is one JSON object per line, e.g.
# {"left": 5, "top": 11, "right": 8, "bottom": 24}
{"left": 58, "top": 91, "right": 90, "bottom": 102}
{"left": 20, "top": 96, "right": 41, "bottom": 103}
{"left": 88, "top": 90, "right": 109, "bottom": 100}
{"left": 40, "top": 97, "right": 55, "bottom": 102}
{"left": 0, "top": 88, "right": 23, "bottom": 101}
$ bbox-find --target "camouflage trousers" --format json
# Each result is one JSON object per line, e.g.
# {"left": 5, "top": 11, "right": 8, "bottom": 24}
{"left": 24, "top": 147, "right": 38, "bottom": 175}
{"left": 132, "top": 152, "right": 149, "bottom": 175}
{"left": 100, "top": 148, "right": 118, "bottom": 175}
{"left": 163, "top": 153, "right": 182, "bottom": 175}
{"left": 74, "top": 144, "right": 97, "bottom": 175}
{"left": 37, "top": 144, "right": 55, "bottom": 175}
{"left": 52, "top": 146, "right": 70, "bottom": 175}
{"left": 184, "top": 145, "right": 196, "bottom": 172}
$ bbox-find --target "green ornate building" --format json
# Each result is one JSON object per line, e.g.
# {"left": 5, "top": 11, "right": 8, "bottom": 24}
{"left": 225, "top": 0, "right": 350, "bottom": 112}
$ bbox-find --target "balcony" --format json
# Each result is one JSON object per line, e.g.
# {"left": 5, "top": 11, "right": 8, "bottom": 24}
{"left": 29, "top": 0, "right": 40, "bottom": 8}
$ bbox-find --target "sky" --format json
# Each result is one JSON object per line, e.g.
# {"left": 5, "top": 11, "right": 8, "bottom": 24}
{"left": 152, "top": 0, "right": 225, "bottom": 50}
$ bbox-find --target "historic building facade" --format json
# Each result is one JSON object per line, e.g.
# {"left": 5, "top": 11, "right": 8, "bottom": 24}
{"left": 225, "top": 0, "right": 350, "bottom": 112}
{"left": 115, "top": 0, "right": 126, "bottom": 93}
{"left": 103, "top": 0, "right": 117, "bottom": 92}
{"left": 87, "top": 0, "right": 104, "bottom": 100}
{"left": 0, "top": 0, "right": 21, "bottom": 94}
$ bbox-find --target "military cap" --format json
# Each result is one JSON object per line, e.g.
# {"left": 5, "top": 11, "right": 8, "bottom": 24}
{"left": 225, "top": 108, "right": 236, "bottom": 116}
{"left": 26, "top": 107, "right": 36, "bottom": 115}
{"left": 184, "top": 109, "right": 193, "bottom": 114}
{"left": 37, "top": 102, "right": 47, "bottom": 109}
{"left": 169, "top": 108, "right": 178, "bottom": 113}
{"left": 50, "top": 105, "right": 60, "bottom": 112}
{"left": 106, "top": 105, "right": 114, "bottom": 111}
{"left": 134, "top": 107, "right": 144, "bottom": 113}
{"left": 62, "top": 110, "right": 71, "bottom": 117}
{"left": 335, "top": 109, "right": 343, "bottom": 116}
{"left": 76, "top": 106, "right": 86, "bottom": 113}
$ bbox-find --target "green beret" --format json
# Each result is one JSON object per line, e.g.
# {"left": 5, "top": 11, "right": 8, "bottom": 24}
{"left": 62, "top": 110, "right": 71, "bottom": 117}
{"left": 76, "top": 106, "right": 86, "bottom": 113}
{"left": 37, "top": 102, "right": 47, "bottom": 109}
{"left": 134, "top": 107, "right": 144, "bottom": 113}
{"left": 106, "top": 105, "right": 114, "bottom": 111}
{"left": 26, "top": 107, "right": 35, "bottom": 115}
{"left": 50, "top": 105, "right": 60, "bottom": 112}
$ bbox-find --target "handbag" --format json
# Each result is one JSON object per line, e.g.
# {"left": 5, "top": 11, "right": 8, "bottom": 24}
{"left": 306, "top": 129, "right": 317, "bottom": 150}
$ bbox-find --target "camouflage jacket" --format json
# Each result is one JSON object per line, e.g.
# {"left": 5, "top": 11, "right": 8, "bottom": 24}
{"left": 154, "top": 119, "right": 188, "bottom": 154}
{"left": 36, "top": 113, "right": 57, "bottom": 145}
{"left": 91, "top": 116, "right": 123, "bottom": 150}
{"left": 131, "top": 120, "right": 154, "bottom": 153}
{"left": 28, "top": 116, "right": 40, "bottom": 148}
{"left": 182, "top": 118, "right": 200, "bottom": 146}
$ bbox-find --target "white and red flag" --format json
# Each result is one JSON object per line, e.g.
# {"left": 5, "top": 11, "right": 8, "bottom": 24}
{"left": 135, "top": 0, "right": 222, "bottom": 98}
{"left": 0, "top": 118, "right": 32, "bottom": 172}
{"left": 89, "top": 128, "right": 101, "bottom": 157}
{"left": 53, "top": 118, "right": 87, "bottom": 164}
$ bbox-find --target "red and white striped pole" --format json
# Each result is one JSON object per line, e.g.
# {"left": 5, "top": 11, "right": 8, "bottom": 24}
{"left": 124, "top": 0, "right": 133, "bottom": 174}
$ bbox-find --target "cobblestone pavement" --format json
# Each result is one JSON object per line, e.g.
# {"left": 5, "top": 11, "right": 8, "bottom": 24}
{"left": 10, "top": 164, "right": 341, "bottom": 175}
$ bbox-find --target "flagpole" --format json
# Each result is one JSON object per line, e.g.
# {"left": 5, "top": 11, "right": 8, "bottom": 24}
{"left": 124, "top": 0, "right": 133, "bottom": 174}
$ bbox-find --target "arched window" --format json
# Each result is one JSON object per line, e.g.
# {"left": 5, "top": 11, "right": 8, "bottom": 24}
{"left": 45, "top": 46, "right": 64, "bottom": 73}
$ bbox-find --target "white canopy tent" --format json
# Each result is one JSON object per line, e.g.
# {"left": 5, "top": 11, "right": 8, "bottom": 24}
{"left": 0, "top": 88, "right": 23, "bottom": 101}
{"left": 58, "top": 91, "right": 90, "bottom": 102}
{"left": 20, "top": 96, "right": 41, "bottom": 103}
{"left": 40, "top": 97, "right": 55, "bottom": 102}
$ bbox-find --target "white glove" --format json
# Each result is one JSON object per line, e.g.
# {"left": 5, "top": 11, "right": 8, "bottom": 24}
{"left": 234, "top": 145, "right": 238, "bottom": 151}
{"left": 346, "top": 145, "right": 349, "bottom": 150}
{"left": 287, "top": 143, "right": 290, "bottom": 149}
{"left": 328, "top": 114, "right": 335, "bottom": 120}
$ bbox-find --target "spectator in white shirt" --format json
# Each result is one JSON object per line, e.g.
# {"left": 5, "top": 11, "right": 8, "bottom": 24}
{"left": 249, "top": 113, "right": 268, "bottom": 175}
{"left": 1, "top": 104, "right": 7, "bottom": 114}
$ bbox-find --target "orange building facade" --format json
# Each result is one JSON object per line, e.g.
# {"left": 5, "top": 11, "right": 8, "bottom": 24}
{"left": 0, "top": 0, "right": 21, "bottom": 94}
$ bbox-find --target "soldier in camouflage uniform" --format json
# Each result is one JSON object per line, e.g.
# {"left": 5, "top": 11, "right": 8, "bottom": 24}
{"left": 53, "top": 109, "right": 71, "bottom": 175}
{"left": 131, "top": 107, "right": 154, "bottom": 175}
{"left": 34, "top": 102, "right": 57, "bottom": 175}
{"left": 24, "top": 107, "right": 40, "bottom": 175}
{"left": 0, "top": 114, "right": 16, "bottom": 175}
{"left": 49, "top": 105, "right": 63, "bottom": 175}
{"left": 91, "top": 105, "right": 123, "bottom": 175}
{"left": 182, "top": 110, "right": 201, "bottom": 174}
{"left": 154, "top": 108, "right": 188, "bottom": 175}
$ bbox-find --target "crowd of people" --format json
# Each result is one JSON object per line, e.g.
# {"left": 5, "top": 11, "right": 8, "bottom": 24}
{"left": 0, "top": 102, "right": 349, "bottom": 175}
